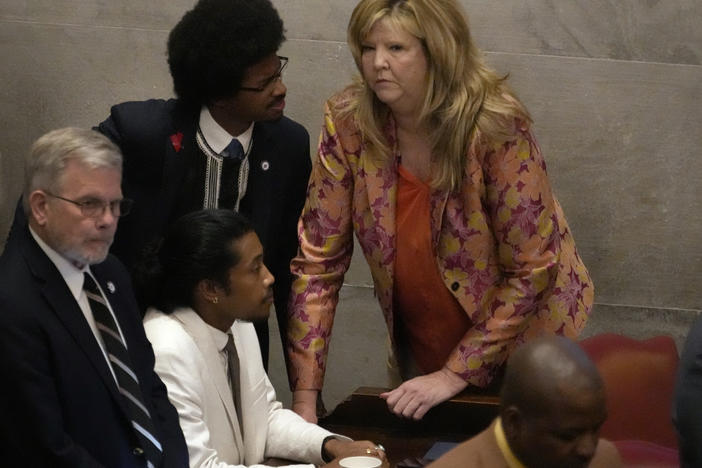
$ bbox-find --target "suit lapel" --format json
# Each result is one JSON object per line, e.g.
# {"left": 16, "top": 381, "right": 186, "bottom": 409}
{"left": 362, "top": 148, "right": 398, "bottom": 250}
{"left": 156, "top": 106, "right": 198, "bottom": 228}
{"left": 358, "top": 118, "right": 399, "bottom": 330}
{"left": 18, "top": 227, "right": 125, "bottom": 412}
{"left": 230, "top": 321, "right": 267, "bottom": 463}
{"left": 241, "top": 122, "right": 273, "bottom": 247}
{"left": 429, "top": 188, "right": 449, "bottom": 253}
{"left": 174, "top": 309, "right": 245, "bottom": 451}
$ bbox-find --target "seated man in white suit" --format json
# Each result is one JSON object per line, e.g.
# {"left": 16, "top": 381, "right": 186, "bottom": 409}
{"left": 141, "top": 209, "right": 385, "bottom": 468}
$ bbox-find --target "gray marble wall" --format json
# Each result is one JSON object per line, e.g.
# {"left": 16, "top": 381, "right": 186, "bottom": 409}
{"left": 1, "top": 1, "right": 700, "bottom": 409}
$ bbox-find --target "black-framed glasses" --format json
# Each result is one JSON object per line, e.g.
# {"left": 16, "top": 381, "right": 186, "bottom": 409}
{"left": 46, "top": 192, "right": 134, "bottom": 218}
{"left": 239, "top": 56, "right": 288, "bottom": 92}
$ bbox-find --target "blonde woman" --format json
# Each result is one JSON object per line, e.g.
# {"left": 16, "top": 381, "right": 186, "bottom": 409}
{"left": 288, "top": 0, "right": 594, "bottom": 423}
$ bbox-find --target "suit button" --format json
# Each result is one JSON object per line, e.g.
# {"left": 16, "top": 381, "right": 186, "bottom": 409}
{"left": 133, "top": 447, "right": 144, "bottom": 456}
{"left": 451, "top": 282, "right": 459, "bottom": 291}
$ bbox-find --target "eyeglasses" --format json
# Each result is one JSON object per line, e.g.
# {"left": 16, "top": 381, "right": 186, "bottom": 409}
{"left": 239, "top": 56, "right": 288, "bottom": 92}
{"left": 46, "top": 192, "right": 134, "bottom": 218}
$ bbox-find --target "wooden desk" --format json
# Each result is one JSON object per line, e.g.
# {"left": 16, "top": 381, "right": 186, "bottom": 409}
{"left": 320, "top": 387, "right": 499, "bottom": 467}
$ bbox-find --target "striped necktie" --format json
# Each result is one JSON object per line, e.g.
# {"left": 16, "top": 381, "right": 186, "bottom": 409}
{"left": 83, "top": 273, "right": 163, "bottom": 468}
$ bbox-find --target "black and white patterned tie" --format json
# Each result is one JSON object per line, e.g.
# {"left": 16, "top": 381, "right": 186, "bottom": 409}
{"left": 83, "top": 273, "right": 162, "bottom": 468}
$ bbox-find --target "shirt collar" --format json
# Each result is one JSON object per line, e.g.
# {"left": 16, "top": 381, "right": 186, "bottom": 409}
{"left": 29, "top": 226, "right": 89, "bottom": 301}
{"left": 494, "top": 417, "right": 527, "bottom": 468}
{"left": 203, "top": 318, "right": 230, "bottom": 353}
{"left": 199, "top": 106, "right": 254, "bottom": 155}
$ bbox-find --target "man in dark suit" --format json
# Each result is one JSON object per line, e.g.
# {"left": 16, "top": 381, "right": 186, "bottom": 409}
{"left": 95, "top": 0, "right": 311, "bottom": 369}
{"left": 0, "top": 128, "right": 188, "bottom": 467}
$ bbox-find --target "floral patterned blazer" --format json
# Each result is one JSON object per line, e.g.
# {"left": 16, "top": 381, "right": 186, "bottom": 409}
{"left": 287, "top": 89, "right": 594, "bottom": 390}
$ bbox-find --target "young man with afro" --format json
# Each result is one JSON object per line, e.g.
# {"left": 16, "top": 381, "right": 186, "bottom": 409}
{"left": 96, "top": 0, "right": 311, "bottom": 368}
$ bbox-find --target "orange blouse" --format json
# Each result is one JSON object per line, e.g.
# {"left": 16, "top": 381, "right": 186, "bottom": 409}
{"left": 394, "top": 165, "right": 472, "bottom": 373}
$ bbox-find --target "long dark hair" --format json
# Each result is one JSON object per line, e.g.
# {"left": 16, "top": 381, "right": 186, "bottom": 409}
{"left": 137, "top": 209, "right": 255, "bottom": 313}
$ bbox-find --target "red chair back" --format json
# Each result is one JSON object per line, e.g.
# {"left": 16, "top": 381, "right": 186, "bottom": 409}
{"left": 613, "top": 440, "right": 679, "bottom": 467}
{"left": 579, "top": 334, "right": 679, "bottom": 450}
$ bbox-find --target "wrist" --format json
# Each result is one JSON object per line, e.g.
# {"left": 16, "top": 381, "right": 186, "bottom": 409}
{"left": 293, "top": 389, "right": 319, "bottom": 406}
{"left": 321, "top": 435, "right": 337, "bottom": 462}
{"left": 440, "top": 366, "right": 468, "bottom": 389}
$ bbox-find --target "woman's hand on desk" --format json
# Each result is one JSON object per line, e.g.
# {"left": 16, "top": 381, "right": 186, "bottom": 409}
{"left": 380, "top": 367, "right": 468, "bottom": 420}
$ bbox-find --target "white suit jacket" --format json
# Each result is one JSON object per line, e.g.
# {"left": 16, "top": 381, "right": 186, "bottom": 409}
{"left": 144, "top": 307, "right": 333, "bottom": 468}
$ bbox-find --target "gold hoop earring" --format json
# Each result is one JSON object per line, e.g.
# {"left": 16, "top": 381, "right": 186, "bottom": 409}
{"left": 212, "top": 297, "right": 219, "bottom": 304}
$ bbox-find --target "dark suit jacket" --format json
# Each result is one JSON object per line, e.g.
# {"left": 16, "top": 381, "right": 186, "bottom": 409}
{"left": 674, "top": 315, "right": 702, "bottom": 468}
{"left": 96, "top": 99, "right": 311, "bottom": 365}
{"left": 0, "top": 208, "right": 188, "bottom": 467}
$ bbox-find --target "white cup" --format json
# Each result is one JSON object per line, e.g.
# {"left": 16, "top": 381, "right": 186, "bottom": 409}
{"left": 338, "top": 456, "right": 382, "bottom": 468}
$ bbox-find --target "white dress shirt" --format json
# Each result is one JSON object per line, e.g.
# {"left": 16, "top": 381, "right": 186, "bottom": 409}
{"left": 199, "top": 106, "right": 253, "bottom": 156}
{"left": 29, "top": 226, "right": 126, "bottom": 383}
{"left": 197, "top": 107, "right": 254, "bottom": 211}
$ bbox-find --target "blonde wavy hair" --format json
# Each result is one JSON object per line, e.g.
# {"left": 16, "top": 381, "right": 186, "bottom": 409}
{"left": 345, "top": 0, "right": 531, "bottom": 192}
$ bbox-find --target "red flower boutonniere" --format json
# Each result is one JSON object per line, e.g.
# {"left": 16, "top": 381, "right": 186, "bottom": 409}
{"left": 170, "top": 132, "right": 184, "bottom": 153}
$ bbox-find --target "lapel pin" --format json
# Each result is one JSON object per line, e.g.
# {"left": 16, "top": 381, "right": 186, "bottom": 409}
{"left": 106, "top": 282, "right": 116, "bottom": 293}
{"left": 261, "top": 161, "right": 270, "bottom": 171}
